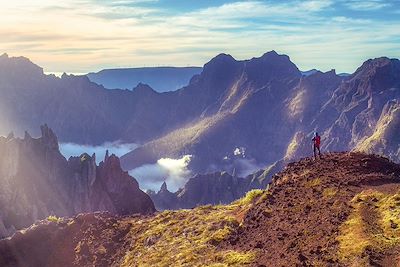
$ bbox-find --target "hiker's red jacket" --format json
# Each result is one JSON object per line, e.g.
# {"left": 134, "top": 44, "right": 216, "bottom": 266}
{"left": 313, "top": 136, "right": 321, "bottom": 147}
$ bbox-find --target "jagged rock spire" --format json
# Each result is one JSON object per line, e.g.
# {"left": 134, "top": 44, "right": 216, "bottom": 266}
{"left": 159, "top": 181, "right": 168, "bottom": 193}
{"left": 104, "top": 150, "right": 109, "bottom": 162}
{"left": 40, "top": 124, "right": 59, "bottom": 150}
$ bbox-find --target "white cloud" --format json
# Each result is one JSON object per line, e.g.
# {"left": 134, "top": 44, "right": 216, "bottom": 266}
{"left": 235, "top": 158, "right": 264, "bottom": 177}
{"left": 331, "top": 16, "right": 371, "bottom": 24}
{"left": 344, "top": 0, "right": 390, "bottom": 10}
{"left": 128, "top": 155, "right": 192, "bottom": 192}
{"left": 299, "top": 0, "right": 334, "bottom": 11}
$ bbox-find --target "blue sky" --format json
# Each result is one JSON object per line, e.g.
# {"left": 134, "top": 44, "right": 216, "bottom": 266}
{"left": 1, "top": 0, "right": 399, "bottom": 73}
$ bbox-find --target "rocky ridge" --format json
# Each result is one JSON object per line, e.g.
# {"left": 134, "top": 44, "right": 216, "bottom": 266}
{"left": 224, "top": 152, "right": 400, "bottom": 266}
{"left": 2, "top": 152, "right": 400, "bottom": 266}
{"left": 0, "top": 125, "right": 155, "bottom": 238}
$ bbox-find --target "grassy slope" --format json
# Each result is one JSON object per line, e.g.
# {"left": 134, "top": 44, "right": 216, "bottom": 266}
{"left": 121, "top": 190, "right": 264, "bottom": 267}
{"left": 338, "top": 190, "right": 400, "bottom": 265}
{"left": 0, "top": 190, "right": 265, "bottom": 267}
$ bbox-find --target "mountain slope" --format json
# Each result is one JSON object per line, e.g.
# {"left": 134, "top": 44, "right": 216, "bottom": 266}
{"left": 0, "top": 194, "right": 261, "bottom": 267}
{"left": 87, "top": 66, "right": 202, "bottom": 92}
{"left": 2, "top": 52, "right": 400, "bottom": 186}
{"left": 121, "top": 51, "right": 308, "bottom": 172}
{"left": 0, "top": 54, "right": 199, "bottom": 145}
{"left": 121, "top": 52, "right": 345, "bottom": 176}
{"left": 149, "top": 171, "right": 267, "bottom": 210}
{"left": 0, "top": 125, "right": 155, "bottom": 238}
{"left": 121, "top": 56, "right": 400, "bottom": 177}
{"left": 313, "top": 57, "right": 400, "bottom": 153}
{"left": 2, "top": 152, "right": 400, "bottom": 266}
{"left": 357, "top": 99, "right": 400, "bottom": 158}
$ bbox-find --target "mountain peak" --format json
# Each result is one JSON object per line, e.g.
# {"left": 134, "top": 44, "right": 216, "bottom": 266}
{"left": 132, "top": 83, "right": 157, "bottom": 94}
{"left": 202, "top": 53, "right": 237, "bottom": 71}
{"left": 260, "top": 50, "right": 279, "bottom": 58}
{"left": 159, "top": 181, "right": 169, "bottom": 193}
{"left": 40, "top": 124, "right": 59, "bottom": 150}
{"left": 351, "top": 56, "right": 400, "bottom": 91}
{"left": 244, "top": 50, "right": 301, "bottom": 81}
{"left": 0, "top": 54, "right": 43, "bottom": 78}
{"left": 356, "top": 56, "right": 399, "bottom": 74}
{"left": 212, "top": 53, "right": 236, "bottom": 62}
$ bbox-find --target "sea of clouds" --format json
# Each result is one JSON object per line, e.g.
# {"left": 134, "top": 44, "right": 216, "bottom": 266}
{"left": 59, "top": 143, "right": 265, "bottom": 193}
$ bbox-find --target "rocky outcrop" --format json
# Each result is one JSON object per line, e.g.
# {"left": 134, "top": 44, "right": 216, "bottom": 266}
{"left": 0, "top": 125, "right": 155, "bottom": 238}
{"left": 223, "top": 152, "right": 400, "bottom": 266}
{"left": 149, "top": 171, "right": 267, "bottom": 210}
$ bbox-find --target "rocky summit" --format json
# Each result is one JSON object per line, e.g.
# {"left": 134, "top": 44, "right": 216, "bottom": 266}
{"left": 224, "top": 152, "right": 400, "bottom": 266}
{"left": 2, "top": 152, "right": 400, "bottom": 266}
{"left": 0, "top": 125, "right": 155, "bottom": 238}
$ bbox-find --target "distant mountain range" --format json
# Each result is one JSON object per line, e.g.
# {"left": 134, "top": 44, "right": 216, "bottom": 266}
{"left": 302, "top": 69, "right": 350, "bottom": 77}
{"left": 0, "top": 51, "right": 399, "bottom": 193}
{"left": 86, "top": 66, "right": 202, "bottom": 92}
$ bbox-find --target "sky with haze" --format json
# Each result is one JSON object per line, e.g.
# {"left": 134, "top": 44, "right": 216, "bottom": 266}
{"left": 2, "top": 0, "right": 400, "bottom": 73}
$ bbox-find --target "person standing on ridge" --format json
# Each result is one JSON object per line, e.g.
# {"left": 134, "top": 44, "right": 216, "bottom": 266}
{"left": 312, "top": 132, "right": 321, "bottom": 159}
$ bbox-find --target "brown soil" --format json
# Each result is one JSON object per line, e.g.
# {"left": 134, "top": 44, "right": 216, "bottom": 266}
{"left": 222, "top": 152, "right": 400, "bottom": 267}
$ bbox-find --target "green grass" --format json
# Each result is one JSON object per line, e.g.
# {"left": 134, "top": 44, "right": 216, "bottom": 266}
{"left": 121, "top": 190, "right": 267, "bottom": 267}
{"left": 233, "top": 189, "right": 264, "bottom": 206}
{"left": 306, "top": 178, "right": 321, "bottom": 188}
{"left": 322, "top": 187, "right": 338, "bottom": 198}
{"left": 337, "top": 190, "right": 400, "bottom": 264}
{"left": 46, "top": 215, "right": 62, "bottom": 223}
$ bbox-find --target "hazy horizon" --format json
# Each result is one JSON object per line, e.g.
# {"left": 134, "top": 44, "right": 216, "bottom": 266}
{"left": 2, "top": 0, "right": 399, "bottom": 74}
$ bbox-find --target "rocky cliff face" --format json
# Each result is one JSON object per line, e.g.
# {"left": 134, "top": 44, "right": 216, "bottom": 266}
{"left": 149, "top": 171, "right": 267, "bottom": 210}
{"left": 314, "top": 57, "right": 400, "bottom": 154}
{"left": 120, "top": 51, "right": 342, "bottom": 173}
{"left": 0, "top": 125, "right": 155, "bottom": 238}
{"left": 122, "top": 55, "right": 400, "bottom": 180}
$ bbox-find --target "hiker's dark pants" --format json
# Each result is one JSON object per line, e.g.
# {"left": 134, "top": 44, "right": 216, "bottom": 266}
{"left": 314, "top": 145, "right": 321, "bottom": 158}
